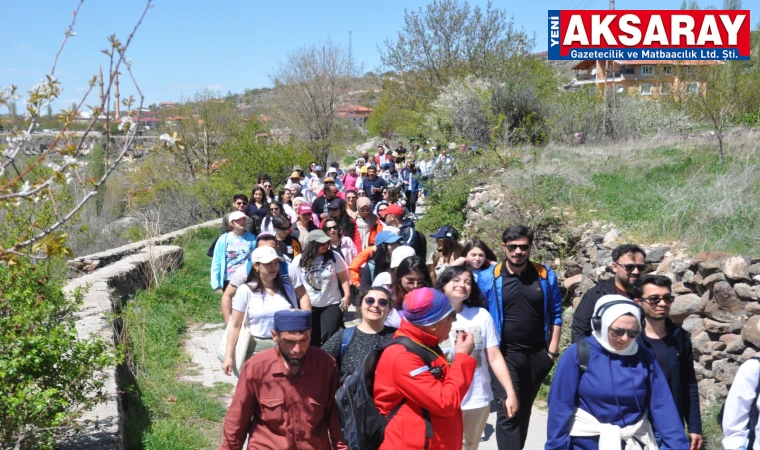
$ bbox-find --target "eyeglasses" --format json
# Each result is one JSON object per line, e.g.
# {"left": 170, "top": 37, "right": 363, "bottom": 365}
{"left": 403, "top": 278, "right": 427, "bottom": 288}
{"left": 608, "top": 327, "right": 641, "bottom": 339}
{"left": 617, "top": 263, "right": 648, "bottom": 273}
{"left": 364, "top": 297, "right": 390, "bottom": 308}
{"left": 346, "top": 196, "right": 357, "bottom": 200}
{"left": 641, "top": 295, "right": 675, "bottom": 305}
{"left": 263, "top": 184, "right": 272, "bottom": 189}
{"left": 506, "top": 244, "right": 531, "bottom": 252}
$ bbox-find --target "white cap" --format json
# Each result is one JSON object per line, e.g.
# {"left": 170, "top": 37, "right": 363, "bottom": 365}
{"left": 250, "top": 246, "right": 284, "bottom": 264}
{"left": 390, "top": 246, "right": 416, "bottom": 268}
{"left": 229, "top": 211, "right": 247, "bottom": 222}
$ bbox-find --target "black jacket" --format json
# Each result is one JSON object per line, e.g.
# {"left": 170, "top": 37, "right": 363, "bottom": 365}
{"left": 571, "top": 277, "right": 621, "bottom": 343}
{"left": 399, "top": 219, "right": 427, "bottom": 261}
{"left": 637, "top": 319, "right": 702, "bottom": 434}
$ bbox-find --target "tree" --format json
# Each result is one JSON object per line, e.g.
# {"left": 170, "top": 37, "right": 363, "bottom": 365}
{"left": 269, "top": 39, "right": 353, "bottom": 166}
{"left": 723, "top": 0, "right": 742, "bottom": 9}
{"left": 46, "top": 103, "right": 53, "bottom": 117}
{"left": 89, "top": 142, "right": 107, "bottom": 216}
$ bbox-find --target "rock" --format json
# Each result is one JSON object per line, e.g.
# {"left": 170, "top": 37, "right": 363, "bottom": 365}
{"left": 753, "top": 287, "right": 760, "bottom": 301}
{"left": 692, "top": 331, "right": 712, "bottom": 356}
{"left": 755, "top": 275, "right": 760, "bottom": 284}
{"left": 746, "top": 302, "right": 760, "bottom": 315}
{"left": 703, "top": 318, "right": 731, "bottom": 334}
{"left": 602, "top": 230, "right": 620, "bottom": 249}
{"left": 720, "top": 334, "right": 746, "bottom": 354}
{"left": 67, "top": 260, "right": 85, "bottom": 270}
{"left": 646, "top": 246, "right": 670, "bottom": 263}
{"left": 741, "top": 316, "right": 760, "bottom": 348}
{"left": 723, "top": 255, "right": 751, "bottom": 281}
{"left": 698, "top": 378, "right": 727, "bottom": 403}
{"left": 704, "top": 281, "right": 748, "bottom": 322}
{"left": 656, "top": 258, "right": 672, "bottom": 273}
{"left": 730, "top": 318, "right": 747, "bottom": 333}
{"left": 748, "top": 263, "right": 760, "bottom": 278}
{"left": 682, "top": 315, "right": 705, "bottom": 336}
{"left": 699, "top": 354, "right": 714, "bottom": 365}
{"left": 564, "top": 259, "right": 583, "bottom": 277}
{"left": 670, "top": 294, "right": 702, "bottom": 324}
{"left": 591, "top": 233, "right": 605, "bottom": 244}
{"left": 87, "top": 261, "right": 101, "bottom": 272}
{"left": 681, "top": 270, "right": 695, "bottom": 283}
{"left": 672, "top": 282, "right": 694, "bottom": 294}
{"left": 735, "top": 283, "right": 754, "bottom": 301}
{"left": 595, "top": 249, "right": 611, "bottom": 267}
{"left": 569, "top": 227, "right": 585, "bottom": 245}
{"left": 702, "top": 272, "right": 726, "bottom": 290}
{"left": 671, "top": 259, "right": 691, "bottom": 275}
{"left": 692, "top": 251, "right": 732, "bottom": 271}
{"left": 713, "top": 360, "right": 740, "bottom": 383}
{"left": 563, "top": 274, "right": 583, "bottom": 293}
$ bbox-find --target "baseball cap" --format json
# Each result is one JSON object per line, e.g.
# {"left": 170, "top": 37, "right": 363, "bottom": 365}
{"left": 250, "top": 246, "right": 284, "bottom": 264}
{"left": 378, "top": 204, "right": 404, "bottom": 218}
{"left": 375, "top": 230, "right": 402, "bottom": 246}
{"left": 297, "top": 204, "right": 313, "bottom": 215}
{"left": 430, "top": 225, "right": 459, "bottom": 240}
{"left": 229, "top": 211, "right": 247, "bottom": 222}
{"left": 314, "top": 165, "right": 324, "bottom": 172}
{"left": 403, "top": 288, "right": 454, "bottom": 327}
{"left": 328, "top": 198, "right": 344, "bottom": 210}
{"left": 391, "top": 151, "right": 400, "bottom": 158}
{"left": 327, "top": 167, "right": 338, "bottom": 174}
{"left": 390, "top": 246, "right": 416, "bottom": 269}
{"left": 307, "top": 229, "right": 331, "bottom": 243}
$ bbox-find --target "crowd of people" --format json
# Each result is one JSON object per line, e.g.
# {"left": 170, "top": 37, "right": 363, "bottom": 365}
{"left": 208, "top": 142, "right": 758, "bottom": 450}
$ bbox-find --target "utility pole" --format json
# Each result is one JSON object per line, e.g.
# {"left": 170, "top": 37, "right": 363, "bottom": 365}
{"left": 348, "top": 30, "right": 353, "bottom": 78}
{"left": 609, "top": 0, "right": 615, "bottom": 9}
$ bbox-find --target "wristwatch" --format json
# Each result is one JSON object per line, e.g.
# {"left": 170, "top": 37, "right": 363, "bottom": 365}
{"left": 547, "top": 350, "right": 559, "bottom": 358}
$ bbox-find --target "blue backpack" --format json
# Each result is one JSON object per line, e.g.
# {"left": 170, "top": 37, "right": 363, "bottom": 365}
{"left": 335, "top": 335, "right": 437, "bottom": 450}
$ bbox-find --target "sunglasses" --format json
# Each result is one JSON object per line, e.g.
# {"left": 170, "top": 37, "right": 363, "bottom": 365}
{"left": 506, "top": 244, "right": 531, "bottom": 252}
{"left": 263, "top": 184, "right": 272, "bottom": 188}
{"left": 276, "top": 226, "right": 291, "bottom": 232}
{"left": 364, "top": 297, "right": 390, "bottom": 308}
{"left": 324, "top": 225, "right": 338, "bottom": 231}
{"left": 234, "top": 201, "right": 247, "bottom": 205}
{"left": 617, "top": 263, "right": 648, "bottom": 273}
{"left": 641, "top": 295, "right": 675, "bottom": 305}
{"left": 608, "top": 327, "right": 641, "bottom": 339}
{"left": 269, "top": 207, "right": 280, "bottom": 212}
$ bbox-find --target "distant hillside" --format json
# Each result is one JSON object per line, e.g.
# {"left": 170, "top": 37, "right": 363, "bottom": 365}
{"left": 532, "top": 51, "right": 578, "bottom": 84}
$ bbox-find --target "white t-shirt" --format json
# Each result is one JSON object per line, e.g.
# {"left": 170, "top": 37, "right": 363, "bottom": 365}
{"left": 438, "top": 305, "right": 499, "bottom": 409}
{"left": 290, "top": 251, "right": 347, "bottom": 308}
{"left": 232, "top": 283, "right": 297, "bottom": 338}
{"left": 228, "top": 261, "right": 303, "bottom": 289}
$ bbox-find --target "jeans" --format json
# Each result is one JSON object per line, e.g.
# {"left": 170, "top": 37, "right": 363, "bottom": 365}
{"left": 490, "top": 348, "right": 554, "bottom": 449}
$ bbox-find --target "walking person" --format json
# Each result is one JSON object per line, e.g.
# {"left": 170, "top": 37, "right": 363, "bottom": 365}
{"left": 401, "top": 160, "right": 422, "bottom": 214}
{"left": 355, "top": 196, "right": 384, "bottom": 249}
{"left": 436, "top": 266, "right": 519, "bottom": 450}
{"left": 321, "top": 287, "right": 396, "bottom": 382}
{"left": 211, "top": 211, "right": 257, "bottom": 291}
{"left": 546, "top": 296, "right": 689, "bottom": 449}
{"left": 387, "top": 255, "right": 433, "bottom": 328}
{"left": 722, "top": 332, "right": 760, "bottom": 450}
{"left": 476, "top": 225, "right": 562, "bottom": 450}
{"left": 322, "top": 217, "right": 357, "bottom": 266}
{"left": 632, "top": 275, "right": 702, "bottom": 450}
{"left": 373, "top": 287, "right": 477, "bottom": 450}
{"left": 291, "top": 230, "right": 351, "bottom": 346}
{"left": 246, "top": 186, "right": 269, "bottom": 223}
{"left": 452, "top": 238, "right": 498, "bottom": 281}
{"left": 272, "top": 215, "right": 301, "bottom": 263}
{"left": 221, "top": 247, "right": 300, "bottom": 376}
{"left": 428, "top": 225, "right": 463, "bottom": 284}
{"left": 359, "top": 230, "right": 401, "bottom": 294}
{"left": 219, "top": 310, "right": 347, "bottom": 449}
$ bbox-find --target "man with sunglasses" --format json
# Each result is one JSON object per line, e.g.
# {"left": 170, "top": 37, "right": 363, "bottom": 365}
{"left": 571, "top": 244, "right": 648, "bottom": 344}
{"left": 633, "top": 275, "right": 702, "bottom": 450}
{"left": 476, "top": 224, "right": 563, "bottom": 449}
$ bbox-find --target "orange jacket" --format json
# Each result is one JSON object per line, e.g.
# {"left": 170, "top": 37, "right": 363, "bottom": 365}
{"left": 348, "top": 247, "right": 375, "bottom": 286}
{"left": 374, "top": 320, "right": 476, "bottom": 450}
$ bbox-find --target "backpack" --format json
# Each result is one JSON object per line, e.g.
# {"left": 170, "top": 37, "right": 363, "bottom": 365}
{"left": 718, "top": 356, "right": 760, "bottom": 448}
{"left": 335, "top": 336, "right": 437, "bottom": 450}
{"left": 340, "top": 327, "right": 357, "bottom": 359}
{"left": 576, "top": 339, "right": 651, "bottom": 374}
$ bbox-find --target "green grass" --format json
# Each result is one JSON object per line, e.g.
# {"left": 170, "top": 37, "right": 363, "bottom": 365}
{"left": 701, "top": 402, "right": 724, "bottom": 450}
{"left": 121, "top": 227, "right": 227, "bottom": 450}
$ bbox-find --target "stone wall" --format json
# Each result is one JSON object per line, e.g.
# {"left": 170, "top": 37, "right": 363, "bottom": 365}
{"left": 57, "top": 219, "right": 221, "bottom": 448}
{"left": 465, "top": 186, "right": 760, "bottom": 405}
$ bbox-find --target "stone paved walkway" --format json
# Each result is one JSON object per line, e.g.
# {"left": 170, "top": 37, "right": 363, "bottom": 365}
{"left": 183, "top": 322, "right": 549, "bottom": 448}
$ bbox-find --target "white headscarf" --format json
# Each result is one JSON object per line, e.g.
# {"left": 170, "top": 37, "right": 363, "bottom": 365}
{"left": 592, "top": 295, "right": 641, "bottom": 356}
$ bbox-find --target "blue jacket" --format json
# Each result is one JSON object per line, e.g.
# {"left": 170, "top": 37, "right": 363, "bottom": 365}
{"left": 400, "top": 168, "right": 423, "bottom": 192}
{"left": 636, "top": 319, "right": 701, "bottom": 435}
{"left": 546, "top": 336, "right": 690, "bottom": 450}
{"left": 210, "top": 231, "right": 256, "bottom": 290}
{"left": 476, "top": 260, "right": 563, "bottom": 345}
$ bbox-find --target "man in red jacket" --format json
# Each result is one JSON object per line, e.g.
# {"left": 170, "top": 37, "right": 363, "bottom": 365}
{"left": 374, "top": 287, "right": 477, "bottom": 450}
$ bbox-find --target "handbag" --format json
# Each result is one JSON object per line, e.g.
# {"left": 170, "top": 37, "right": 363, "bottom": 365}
{"left": 217, "top": 286, "right": 252, "bottom": 377}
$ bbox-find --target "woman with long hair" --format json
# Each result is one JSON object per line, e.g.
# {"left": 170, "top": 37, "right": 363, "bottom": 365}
{"left": 435, "top": 266, "right": 518, "bottom": 450}
{"left": 261, "top": 202, "right": 285, "bottom": 234}
{"left": 290, "top": 230, "right": 351, "bottom": 346}
{"left": 322, "top": 198, "right": 362, "bottom": 251}
{"left": 359, "top": 231, "right": 401, "bottom": 294}
{"left": 321, "top": 287, "right": 396, "bottom": 382}
{"left": 276, "top": 188, "right": 297, "bottom": 222}
{"left": 261, "top": 177, "right": 276, "bottom": 203}
{"left": 246, "top": 185, "right": 269, "bottom": 222}
{"left": 452, "top": 238, "right": 499, "bottom": 280}
{"left": 546, "top": 296, "right": 689, "bottom": 449}
{"left": 386, "top": 255, "right": 432, "bottom": 328}
{"left": 428, "top": 225, "right": 464, "bottom": 284}
{"left": 344, "top": 189, "right": 359, "bottom": 220}
{"left": 322, "top": 217, "right": 357, "bottom": 265}
{"left": 221, "top": 246, "right": 299, "bottom": 376}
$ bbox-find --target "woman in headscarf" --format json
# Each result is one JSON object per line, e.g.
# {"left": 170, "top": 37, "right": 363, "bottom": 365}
{"left": 546, "top": 295, "right": 689, "bottom": 450}
{"left": 354, "top": 196, "right": 383, "bottom": 250}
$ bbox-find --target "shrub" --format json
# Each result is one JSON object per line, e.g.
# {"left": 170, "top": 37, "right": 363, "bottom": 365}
{"left": 0, "top": 262, "right": 117, "bottom": 448}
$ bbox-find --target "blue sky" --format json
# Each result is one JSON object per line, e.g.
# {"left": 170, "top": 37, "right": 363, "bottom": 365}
{"left": 1, "top": 0, "right": 756, "bottom": 112}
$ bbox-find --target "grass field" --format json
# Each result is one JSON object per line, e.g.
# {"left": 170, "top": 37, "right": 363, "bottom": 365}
{"left": 121, "top": 227, "right": 227, "bottom": 450}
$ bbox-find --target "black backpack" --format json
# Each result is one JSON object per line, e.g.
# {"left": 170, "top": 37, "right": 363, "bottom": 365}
{"left": 718, "top": 356, "right": 760, "bottom": 448}
{"left": 576, "top": 338, "right": 651, "bottom": 374}
{"left": 335, "top": 336, "right": 437, "bottom": 450}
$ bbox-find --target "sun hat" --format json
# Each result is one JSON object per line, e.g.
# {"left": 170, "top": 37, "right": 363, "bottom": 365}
{"left": 290, "top": 171, "right": 301, "bottom": 179}
{"left": 375, "top": 230, "right": 402, "bottom": 246}
{"left": 403, "top": 288, "right": 454, "bottom": 327}
{"left": 390, "top": 246, "right": 416, "bottom": 269}
{"left": 324, "top": 176, "right": 335, "bottom": 183}
{"left": 378, "top": 204, "right": 404, "bottom": 218}
{"left": 229, "top": 211, "right": 247, "bottom": 222}
{"left": 360, "top": 166, "right": 368, "bottom": 174}
{"left": 327, "top": 167, "right": 338, "bottom": 174}
{"left": 273, "top": 310, "right": 312, "bottom": 332}
{"left": 307, "top": 229, "right": 331, "bottom": 244}
{"left": 250, "top": 246, "right": 284, "bottom": 264}
{"left": 430, "top": 225, "right": 459, "bottom": 240}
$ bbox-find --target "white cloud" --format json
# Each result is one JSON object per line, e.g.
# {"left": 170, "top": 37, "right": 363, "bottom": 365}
{"left": 206, "top": 84, "right": 224, "bottom": 91}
